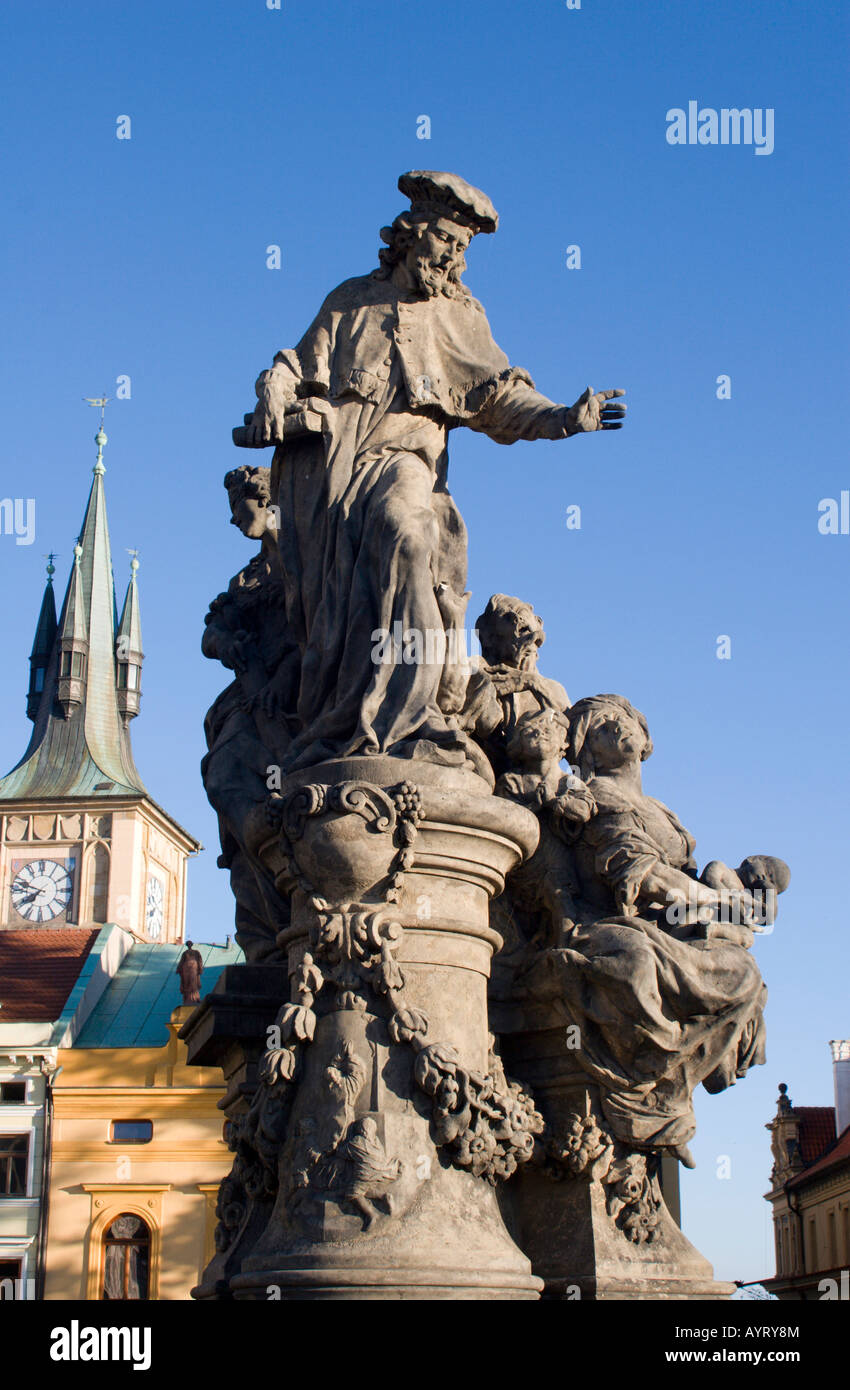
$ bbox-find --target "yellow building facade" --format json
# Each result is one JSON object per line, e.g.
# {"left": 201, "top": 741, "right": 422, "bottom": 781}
{"left": 46, "top": 1003, "right": 231, "bottom": 1301}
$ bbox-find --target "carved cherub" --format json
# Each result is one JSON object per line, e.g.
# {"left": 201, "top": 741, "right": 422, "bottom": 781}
{"left": 495, "top": 706, "right": 596, "bottom": 947}
{"left": 700, "top": 855, "right": 790, "bottom": 927}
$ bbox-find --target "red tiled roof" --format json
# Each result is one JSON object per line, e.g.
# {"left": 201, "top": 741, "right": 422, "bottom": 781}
{"left": 0, "top": 928, "right": 98, "bottom": 1022}
{"left": 795, "top": 1107, "right": 836, "bottom": 1163}
{"left": 789, "top": 1124, "right": 850, "bottom": 1188}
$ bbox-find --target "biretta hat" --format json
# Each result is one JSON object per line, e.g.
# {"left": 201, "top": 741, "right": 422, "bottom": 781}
{"left": 397, "top": 170, "right": 499, "bottom": 234}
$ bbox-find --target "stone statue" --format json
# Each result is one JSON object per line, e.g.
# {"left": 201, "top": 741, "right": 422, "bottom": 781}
{"left": 484, "top": 684, "right": 789, "bottom": 1294}
{"left": 495, "top": 706, "right": 595, "bottom": 947}
{"left": 176, "top": 941, "right": 204, "bottom": 1005}
{"left": 184, "top": 172, "right": 788, "bottom": 1302}
{"left": 201, "top": 465, "right": 297, "bottom": 960}
{"left": 234, "top": 171, "right": 624, "bottom": 774}
{"left": 462, "top": 593, "right": 570, "bottom": 781}
{"left": 519, "top": 694, "right": 787, "bottom": 1165}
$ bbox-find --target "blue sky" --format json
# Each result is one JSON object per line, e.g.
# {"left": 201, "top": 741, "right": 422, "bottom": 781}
{"left": 0, "top": 0, "right": 847, "bottom": 1283}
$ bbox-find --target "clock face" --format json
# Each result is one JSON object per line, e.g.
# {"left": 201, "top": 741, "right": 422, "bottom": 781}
{"left": 145, "top": 874, "right": 164, "bottom": 939}
{"left": 11, "top": 859, "right": 73, "bottom": 922}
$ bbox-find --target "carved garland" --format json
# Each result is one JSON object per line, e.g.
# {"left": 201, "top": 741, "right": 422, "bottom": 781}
{"left": 259, "top": 779, "right": 543, "bottom": 1186}
{"left": 541, "top": 1105, "right": 662, "bottom": 1245}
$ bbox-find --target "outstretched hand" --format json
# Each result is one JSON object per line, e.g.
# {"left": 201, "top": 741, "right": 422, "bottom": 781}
{"left": 566, "top": 386, "right": 626, "bottom": 435}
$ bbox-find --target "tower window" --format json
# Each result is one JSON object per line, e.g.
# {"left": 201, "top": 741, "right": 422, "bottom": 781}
{"left": 33, "top": 669, "right": 45, "bottom": 693}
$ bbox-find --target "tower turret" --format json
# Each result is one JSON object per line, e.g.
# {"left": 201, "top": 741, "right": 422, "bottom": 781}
{"left": 116, "top": 553, "right": 144, "bottom": 722}
{"left": 26, "top": 556, "right": 58, "bottom": 721}
{"left": 56, "top": 543, "right": 89, "bottom": 717}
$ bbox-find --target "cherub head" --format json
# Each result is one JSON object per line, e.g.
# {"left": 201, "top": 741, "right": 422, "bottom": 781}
{"left": 738, "top": 855, "right": 791, "bottom": 896}
{"left": 224, "top": 465, "right": 276, "bottom": 540}
{"left": 506, "top": 707, "right": 569, "bottom": 774}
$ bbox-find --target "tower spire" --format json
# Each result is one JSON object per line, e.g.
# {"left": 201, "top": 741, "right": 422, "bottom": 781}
{"left": 0, "top": 408, "right": 147, "bottom": 800}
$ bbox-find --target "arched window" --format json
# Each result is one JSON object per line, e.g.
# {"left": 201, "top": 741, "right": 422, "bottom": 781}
{"left": 101, "top": 1213, "right": 150, "bottom": 1300}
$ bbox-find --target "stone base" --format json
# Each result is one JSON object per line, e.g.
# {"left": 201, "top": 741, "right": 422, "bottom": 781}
{"left": 498, "top": 1025, "right": 732, "bottom": 1301}
{"left": 187, "top": 759, "right": 544, "bottom": 1301}
{"left": 229, "top": 1003, "right": 541, "bottom": 1301}
{"left": 508, "top": 1164, "right": 732, "bottom": 1300}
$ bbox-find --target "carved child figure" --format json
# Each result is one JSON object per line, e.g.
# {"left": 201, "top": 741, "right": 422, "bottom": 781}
{"left": 495, "top": 707, "right": 596, "bottom": 947}
{"left": 700, "top": 854, "right": 790, "bottom": 927}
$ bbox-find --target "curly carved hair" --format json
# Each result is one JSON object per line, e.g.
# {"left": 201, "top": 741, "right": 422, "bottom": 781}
{"left": 223, "top": 465, "right": 272, "bottom": 509}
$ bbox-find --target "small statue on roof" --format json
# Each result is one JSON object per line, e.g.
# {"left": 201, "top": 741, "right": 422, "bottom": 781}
{"left": 176, "top": 940, "right": 204, "bottom": 1004}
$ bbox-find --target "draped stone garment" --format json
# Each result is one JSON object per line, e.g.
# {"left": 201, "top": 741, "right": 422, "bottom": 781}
{"left": 549, "top": 781, "right": 767, "bottom": 1150}
{"left": 201, "top": 549, "right": 294, "bottom": 959}
{"left": 267, "top": 271, "right": 570, "bottom": 769}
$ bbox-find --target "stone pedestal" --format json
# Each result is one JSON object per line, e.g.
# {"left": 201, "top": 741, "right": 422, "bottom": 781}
{"left": 186, "top": 757, "right": 544, "bottom": 1300}
{"left": 499, "top": 1025, "right": 735, "bottom": 1300}
{"left": 180, "top": 962, "right": 291, "bottom": 1299}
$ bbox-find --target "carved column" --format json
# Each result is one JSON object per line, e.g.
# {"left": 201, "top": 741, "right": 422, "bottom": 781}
{"left": 188, "top": 756, "right": 544, "bottom": 1300}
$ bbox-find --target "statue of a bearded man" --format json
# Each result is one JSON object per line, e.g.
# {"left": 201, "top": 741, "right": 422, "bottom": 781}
{"left": 235, "top": 170, "right": 626, "bottom": 773}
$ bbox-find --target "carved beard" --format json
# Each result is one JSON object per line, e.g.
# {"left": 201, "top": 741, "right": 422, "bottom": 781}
{"left": 511, "top": 638, "right": 540, "bottom": 672}
{"left": 412, "top": 254, "right": 466, "bottom": 299}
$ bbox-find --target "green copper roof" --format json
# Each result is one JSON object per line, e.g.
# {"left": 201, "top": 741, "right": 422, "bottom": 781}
{"left": 117, "top": 558, "right": 143, "bottom": 658}
{"left": 0, "top": 442, "right": 148, "bottom": 800}
{"left": 29, "top": 565, "right": 57, "bottom": 667}
{"left": 73, "top": 940, "right": 244, "bottom": 1048}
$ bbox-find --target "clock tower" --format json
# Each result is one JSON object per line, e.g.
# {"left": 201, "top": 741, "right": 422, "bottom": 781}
{"left": 0, "top": 422, "right": 200, "bottom": 941}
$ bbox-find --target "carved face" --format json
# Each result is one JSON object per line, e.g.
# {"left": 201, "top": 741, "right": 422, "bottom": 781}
{"left": 587, "top": 706, "right": 647, "bottom": 772}
{"left": 508, "top": 712, "right": 564, "bottom": 768}
{"left": 231, "top": 495, "right": 274, "bottom": 540}
{"left": 405, "top": 217, "right": 472, "bottom": 297}
{"left": 483, "top": 603, "right": 543, "bottom": 670}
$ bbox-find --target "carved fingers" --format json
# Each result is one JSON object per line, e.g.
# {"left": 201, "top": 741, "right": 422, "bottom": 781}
{"left": 567, "top": 386, "right": 627, "bottom": 434}
{"left": 597, "top": 388, "right": 627, "bottom": 430}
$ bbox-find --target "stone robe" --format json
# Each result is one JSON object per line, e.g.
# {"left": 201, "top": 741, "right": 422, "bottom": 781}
{"left": 546, "top": 781, "right": 767, "bottom": 1150}
{"left": 265, "top": 271, "right": 571, "bottom": 769}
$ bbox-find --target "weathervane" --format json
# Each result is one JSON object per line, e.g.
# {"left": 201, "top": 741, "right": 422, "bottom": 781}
{"left": 83, "top": 395, "right": 110, "bottom": 473}
{"left": 82, "top": 395, "right": 110, "bottom": 429}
